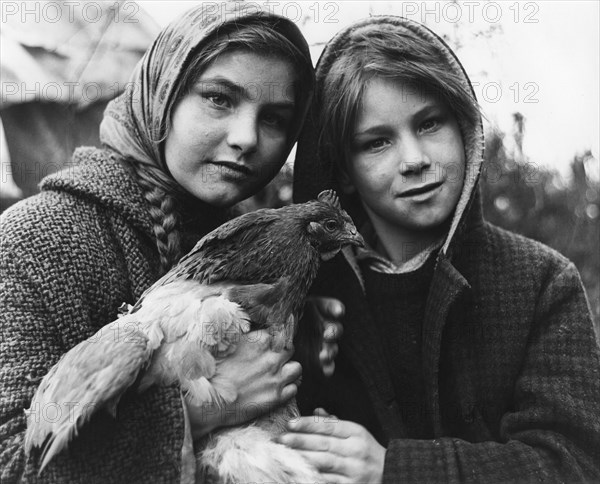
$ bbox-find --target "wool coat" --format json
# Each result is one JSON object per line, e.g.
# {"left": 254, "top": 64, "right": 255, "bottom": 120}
{"left": 0, "top": 148, "right": 225, "bottom": 483}
{"left": 293, "top": 16, "right": 600, "bottom": 484}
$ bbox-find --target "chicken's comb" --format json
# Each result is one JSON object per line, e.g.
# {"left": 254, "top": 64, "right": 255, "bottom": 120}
{"left": 317, "top": 189, "right": 341, "bottom": 210}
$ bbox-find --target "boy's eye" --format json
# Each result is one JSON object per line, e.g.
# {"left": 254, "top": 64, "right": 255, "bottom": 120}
{"left": 419, "top": 118, "right": 440, "bottom": 133}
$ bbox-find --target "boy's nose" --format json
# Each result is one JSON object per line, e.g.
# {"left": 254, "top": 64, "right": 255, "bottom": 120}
{"left": 227, "top": 110, "right": 258, "bottom": 156}
{"left": 397, "top": 137, "right": 431, "bottom": 175}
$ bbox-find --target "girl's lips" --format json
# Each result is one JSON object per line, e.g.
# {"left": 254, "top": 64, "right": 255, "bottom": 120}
{"left": 398, "top": 181, "right": 443, "bottom": 197}
{"left": 211, "top": 161, "right": 253, "bottom": 176}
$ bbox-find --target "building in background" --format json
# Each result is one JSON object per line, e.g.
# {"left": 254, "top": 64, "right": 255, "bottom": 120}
{"left": 0, "top": 0, "right": 158, "bottom": 211}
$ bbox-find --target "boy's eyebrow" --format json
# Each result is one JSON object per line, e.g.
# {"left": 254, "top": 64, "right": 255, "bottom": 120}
{"left": 196, "top": 76, "right": 295, "bottom": 108}
{"left": 353, "top": 102, "right": 443, "bottom": 136}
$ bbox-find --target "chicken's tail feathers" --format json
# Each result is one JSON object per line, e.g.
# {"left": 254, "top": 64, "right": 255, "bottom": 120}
{"left": 23, "top": 316, "right": 157, "bottom": 472}
{"left": 33, "top": 408, "right": 86, "bottom": 474}
{"left": 24, "top": 387, "right": 105, "bottom": 475}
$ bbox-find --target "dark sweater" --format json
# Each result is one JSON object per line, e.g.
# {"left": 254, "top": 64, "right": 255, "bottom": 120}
{"left": 362, "top": 255, "right": 436, "bottom": 438}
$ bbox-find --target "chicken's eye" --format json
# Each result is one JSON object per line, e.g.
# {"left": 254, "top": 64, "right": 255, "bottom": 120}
{"left": 324, "top": 220, "right": 338, "bottom": 232}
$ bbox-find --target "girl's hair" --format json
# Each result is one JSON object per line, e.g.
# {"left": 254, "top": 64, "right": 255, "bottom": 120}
{"left": 137, "top": 18, "right": 313, "bottom": 275}
{"left": 320, "top": 26, "right": 480, "bottom": 168}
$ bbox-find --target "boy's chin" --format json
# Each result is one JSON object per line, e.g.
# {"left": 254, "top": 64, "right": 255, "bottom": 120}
{"left": 403, "top": 214, "right": 453, "bottom": 235}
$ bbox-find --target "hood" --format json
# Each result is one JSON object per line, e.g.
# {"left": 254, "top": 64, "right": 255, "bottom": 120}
{"left": 99, "top": 3, "right": 313, "bottom": 194}
{"left": 293, "top": 16, "right": 484, "bottom": 258}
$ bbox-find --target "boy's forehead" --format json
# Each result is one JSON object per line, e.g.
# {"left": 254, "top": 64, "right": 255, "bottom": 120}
{"left": 358, "top": 78, "right": 444, "bottom": 120}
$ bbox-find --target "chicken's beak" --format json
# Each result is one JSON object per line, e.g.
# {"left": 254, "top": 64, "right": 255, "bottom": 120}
{"left": 343, "top": 223, "right": 365, "bottom": 248}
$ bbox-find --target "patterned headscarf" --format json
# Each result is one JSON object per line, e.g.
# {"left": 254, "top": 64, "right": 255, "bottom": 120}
{"left": 100, "top": 3, "right": 313, "bottom": 193}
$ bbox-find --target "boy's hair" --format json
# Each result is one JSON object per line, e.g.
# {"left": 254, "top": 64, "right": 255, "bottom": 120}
{"left": 139, "top": 18, "right": 313, "bottom": 274}
{"left": 320, "top": 25, "right": 480, "bottom": 167}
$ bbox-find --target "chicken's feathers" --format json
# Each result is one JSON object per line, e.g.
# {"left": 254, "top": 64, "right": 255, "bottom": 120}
{"left": 25, "top": 280, "right": 254, "bottom": 471}
{"left": 24, "top": 316, "right": 158, "bottom": 472}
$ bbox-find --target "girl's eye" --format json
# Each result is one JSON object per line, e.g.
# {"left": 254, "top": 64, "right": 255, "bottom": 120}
{"left": 262, "top": 113, "right": 283, "bottom": 127}
{"left": 204, "top": 92, "right": 231, "bottom": 108}
{"left": 364, "top": 138, "right": 389, "bottom": 152}
{"left": 262, "top": 112, "right": 290, "bottom": 131}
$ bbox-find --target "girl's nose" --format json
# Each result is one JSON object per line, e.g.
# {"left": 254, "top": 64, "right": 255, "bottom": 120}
{"left": 397, "top": 136, "right": 431, "bottom": 175}
{"left": 227, "top": 110, "right": 258, "bottom": 156}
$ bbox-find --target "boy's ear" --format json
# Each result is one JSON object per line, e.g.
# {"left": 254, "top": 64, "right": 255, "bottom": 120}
{"left": 338, "top": 165, "right": 356, "bottom": 195}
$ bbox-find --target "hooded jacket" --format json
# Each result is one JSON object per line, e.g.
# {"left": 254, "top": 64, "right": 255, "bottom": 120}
{"left": 294, "top": 16, "right": 600, "bottom": 483}
{"left": 0, "top": 5, "right": 312, "bottom": 483}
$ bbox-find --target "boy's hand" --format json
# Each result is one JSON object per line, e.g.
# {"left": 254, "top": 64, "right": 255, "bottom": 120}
{"left": 277, "top": 408, "right": 385, "bottom": 484}
{"left": 297, "top": 297, "right": 344, "bottom": 377}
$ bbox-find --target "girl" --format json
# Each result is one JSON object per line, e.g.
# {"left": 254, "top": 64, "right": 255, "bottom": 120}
{"left": 0, "top": 4, "right": 331, "bottom": 482}
{"left": 286, "top": 16, "right": 600, "bottom": 483}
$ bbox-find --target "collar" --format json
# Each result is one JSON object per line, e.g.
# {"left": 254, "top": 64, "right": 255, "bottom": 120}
{"left": 354, "top": 221, "right": 444, "bottom": 275}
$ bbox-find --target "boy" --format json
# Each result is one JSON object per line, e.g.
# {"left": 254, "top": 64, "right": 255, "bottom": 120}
{"left": 284, "top": 16, "right": 600, "bottom": 483}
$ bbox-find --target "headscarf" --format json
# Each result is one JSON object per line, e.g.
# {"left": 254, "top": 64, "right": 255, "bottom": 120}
{"left": 100, "top": 2, "right": 313, "bottom": 195}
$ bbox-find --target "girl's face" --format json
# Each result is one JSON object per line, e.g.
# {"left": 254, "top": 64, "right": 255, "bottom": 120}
{"left": 344, "top": 78, "right": 465, "bottom": 241}
{"left": 165, "top": 51, "right": 297, "bottom": 207}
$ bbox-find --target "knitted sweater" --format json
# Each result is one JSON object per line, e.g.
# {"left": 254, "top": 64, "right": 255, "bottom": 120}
{"left": 361, "top": 257, "right": 436, "bottom": 439}
{"left": 0, "top": 148, "right": 224, "bottom": 483}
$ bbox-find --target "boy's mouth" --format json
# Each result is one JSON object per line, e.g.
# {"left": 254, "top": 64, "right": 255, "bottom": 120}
{"left": 398, "top": 181, "right": 443, "bottom": 197}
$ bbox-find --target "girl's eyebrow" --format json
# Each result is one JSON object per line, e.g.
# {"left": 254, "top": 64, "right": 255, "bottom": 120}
{"left": 197, "top": 76, "right": 244, "bottom": 94}
{"left": 197, "top": 76, "right": 295, "bottom": 109}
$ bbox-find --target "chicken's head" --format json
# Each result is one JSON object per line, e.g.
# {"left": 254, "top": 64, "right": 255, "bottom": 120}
{"left": 304, "top": 190, "right": 365, "bottom": 261}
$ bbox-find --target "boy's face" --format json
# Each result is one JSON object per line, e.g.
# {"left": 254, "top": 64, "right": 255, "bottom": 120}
{"left": 165, "top": 51, "right": 297, "bottom": 208}
{"left": 344, "top": 78, "right": 465, "bottom": 240}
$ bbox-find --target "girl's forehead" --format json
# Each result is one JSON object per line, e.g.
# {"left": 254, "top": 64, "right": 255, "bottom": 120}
{"left": 195, "top": 51, "right": 297, "bottom": 105}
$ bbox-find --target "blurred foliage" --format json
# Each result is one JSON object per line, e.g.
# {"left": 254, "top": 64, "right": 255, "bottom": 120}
{"left": 245, "top": 123, "right": 600, "bottom": 335}
{"left": 481, "top": 126, "right": 599, "bottom": 334}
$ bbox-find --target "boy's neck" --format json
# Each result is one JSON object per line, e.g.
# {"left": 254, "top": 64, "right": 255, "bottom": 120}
{"left": 369, "top": 217, "right": 447, "bottom": 265}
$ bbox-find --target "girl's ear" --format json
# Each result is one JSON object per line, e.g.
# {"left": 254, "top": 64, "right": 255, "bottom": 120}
{"left": 338, "top": 164, "right": 356, "bottom": 195}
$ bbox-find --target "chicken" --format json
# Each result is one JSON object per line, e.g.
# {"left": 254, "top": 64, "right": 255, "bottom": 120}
{"left": 24, "top": 189, "right": 363, "bottom": 483}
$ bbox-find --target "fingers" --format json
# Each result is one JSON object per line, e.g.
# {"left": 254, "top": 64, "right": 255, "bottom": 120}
{"left": 282, "top": 360, "right": 302, "bottom": 382}
{"left": 319, "top": 350, "right": 336, "bottom": 377}
{"left": 312, "top": 297, "right": 345, "bottom": 320}
{"left": 319, "top": 321, "right": 341, "bottom": 377}
{"left": 238, "top": 328, "right": 273, "bottom": 352}
{"left": 295, "top": 450, "right": 352, "bottom": 475}
{"left": 280, "top": 359, "right": 302, "bottom": 401}
{"left": 318, "top": 473, "right": 350, "bottom": 484}
{"left": 323, "top": 320, "right": 343, "bottom": 342}
{"left": 281, "top": 382, "right": 298, "bottom": 401}
{"left": 313, "top": 407, "right": 337, "bottom": 419}
{"left": 286, "top": 416, "right": 349, "bottom": 438}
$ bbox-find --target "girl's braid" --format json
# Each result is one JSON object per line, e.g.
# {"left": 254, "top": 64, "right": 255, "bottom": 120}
{"left": 131, "top": 161, "right": 183, "bottom": 274}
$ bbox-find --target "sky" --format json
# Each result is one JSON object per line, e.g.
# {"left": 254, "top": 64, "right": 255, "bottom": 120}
{"left": 140, "top": 0, "right": 600, "bottom": 177}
